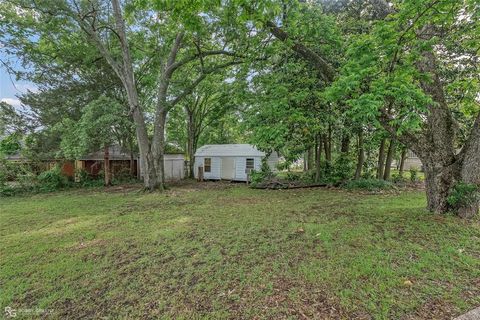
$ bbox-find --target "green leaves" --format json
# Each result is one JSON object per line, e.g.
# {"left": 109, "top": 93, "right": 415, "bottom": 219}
{"left": 0, "top": 133, "right": 21, "bottom": 157}
{"left": 59, "top": 96, "right": 133, "bottom": 159}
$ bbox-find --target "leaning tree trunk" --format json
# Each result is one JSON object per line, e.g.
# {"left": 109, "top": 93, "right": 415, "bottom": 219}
{"left": 409, "top": 25, "right": 458, "bottom": 214}
{"left": 399, "top": 148, "right": 407, "bottom": 177}
{"left": 354, "top": 131, "right": 365, "bottom": 180}
{"left": 377, "top": 138, "right": 386, "bottom": 179}
{"left": 383, "top": 139, "right": 396, "bottom": 180}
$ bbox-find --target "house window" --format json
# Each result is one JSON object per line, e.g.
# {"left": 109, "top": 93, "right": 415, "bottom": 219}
{"left": 204, "top": 158, "right": 211, "bottom": 173}
{"left": 246, "top": 158, "right": 254, "bottom": 170}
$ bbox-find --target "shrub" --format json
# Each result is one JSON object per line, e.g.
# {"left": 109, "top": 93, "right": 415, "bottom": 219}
{"left": 299, "top": 170, "right": 316, "bottom": 183}
{"left": 276, "top": 160, "right": 290, "bottom": 171}
{"left": 409, "top": 168, "right": 418, "bottom": 182}
{"left": 315, "top": 156, "right": 355, "bottom": 185}
{"left": 333, "top": 156, "right": 355, "bottom": 182}
{"left": 17, "top": 172, "right": 37, "bottom": 191}
{"left": 249, "top": 158, "right": 274, "bottom": 186}
{"left": 0, "top": 185, "right": 15, "bottom": 196}
{"left": 0, "top": 164, "right": 6, "bottom": 188}
{"left": 285, "top": 172, "right": 300, "bottom": 181}
{"left": 37, "top": 166, "right": 70, "bottom": 192}
{"left": 447, "top": 183, "right": 479, "bottom": 208}
{"left": 112, "top": 168, "right": 137, "bottom": 184}
{"left": 343, "top": 179, "right": 394, "bottom": 191}
{"left": 250, "top": 170, "right": 266, "bottom": 185}
{"left": 75, "top": 168, "right": 104, "bottom": 187}
{"left": 392, "top": 173, "right": 407, "bottom": 184}
{"left": 260, "top": 157, "right": 272, "bottom": 175}
{"left": 0, "top": 158, "right": 38, "bottom": 196}
{"left": 0, "top": 166, "right": 13, "bottom": 196}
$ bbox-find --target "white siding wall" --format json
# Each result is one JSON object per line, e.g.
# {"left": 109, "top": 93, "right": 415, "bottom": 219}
{"left": 164, "top": 159, "right": 184, "bottom": 181}
{"left": 140, "top": 154, "right": 185, "bottom": 181}
{"left": 194, "top": 157, "right": 202, "bottom": 178}
{"left": 234, "top": 156, "right": 261, "bottom": 181}
{"left": 254, "top": 157, "right": 261, "bottom": 171}
{"left": 195, "top": 156, "right": 221, "bottom": 180}
{"left": 195, "top": 154, "right": 277, "bottom": 181}
{"left": 210, "top": 157, "right": 221, "bottom": 179}
{"left": 235, "top": 156, "right": 246, "bottom": 180}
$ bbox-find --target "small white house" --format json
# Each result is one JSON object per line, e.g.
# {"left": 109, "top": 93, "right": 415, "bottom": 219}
{"left": 194, "top": 144, "right": 279, "bottom": 181}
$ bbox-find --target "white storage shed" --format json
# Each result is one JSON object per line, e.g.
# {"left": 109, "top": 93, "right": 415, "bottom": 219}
{"left": 194, "top": 144, "right": 279, "bottom": 181}
{"left": 139, "top": 154, "right": 185, "bottom": 181}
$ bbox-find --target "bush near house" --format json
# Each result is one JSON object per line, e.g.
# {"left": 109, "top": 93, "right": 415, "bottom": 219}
{"left": 448, "top": 183, "right": 480, "bottom": 210}
{"left": 37, "top": 166, "right": 70, "bottom": 192}
{"left": 343, "top": 178, "right": 394, "bottom": 191}
{"left": 0, "top": 164, "right": 112, "bottom": 196}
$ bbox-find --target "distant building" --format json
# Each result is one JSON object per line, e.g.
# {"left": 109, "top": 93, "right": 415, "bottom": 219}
{"left": 5, "top": 145, "right": 186, "bottom": 181}
{"left": 402, "top": 150, "right": 423, "bottom": 171}
{"left": 75, "top": 145, "right": 138, "bottom": 179}
{"left": 4, "top": 153, "right": 75, "bottom": 177}
{"left": 77, "top": 145, "right": 185, "bottom": 181}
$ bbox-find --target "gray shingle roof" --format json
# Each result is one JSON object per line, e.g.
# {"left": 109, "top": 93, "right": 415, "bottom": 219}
{"left": 194, "top": 144, "right": 265, "bottom": 157}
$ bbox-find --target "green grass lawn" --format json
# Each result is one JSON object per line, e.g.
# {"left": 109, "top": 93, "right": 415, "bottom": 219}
{"left": 1, "top": 182, "right": 479, "bottom": 319}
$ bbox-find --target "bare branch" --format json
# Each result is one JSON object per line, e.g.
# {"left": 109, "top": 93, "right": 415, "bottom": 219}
{"left": 265, "top": 20, "right": 336, "bottom": 83}
{"left": 169, "top": 60, "right": 242, "bottom": 108}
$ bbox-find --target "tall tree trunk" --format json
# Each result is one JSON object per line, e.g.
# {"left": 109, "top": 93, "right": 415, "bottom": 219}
{"left": 383, "top": 139, "right": 396, "bottom": 180}
{"left": 129, "top": 151, "right": 135, "bottom": 178}
{"left": 377, "top": 138, "right": 386, "bottom": 179}
{"left": 104, "top": 144, "right": 111, "bottom": 186}
{"left": 323, "top": 134, "right": 332, "bottom": 163}
{"left": 91, "top": 0, "right": 159, "bottom": 191}
{"left": 152, "top": 110, "right": 167, "bottom": 191}
{"left": 307, "top": 147, "right": 314, "bottom": 170}
{"left": 399, "top": 148, "right": 407, "bottom": 177}
{"left": 354, "top": 131, "right": 364, "bottom": 180}
{"left": 129, "top": 95, "right": 157, "bottom": 190}
{"left": 341, "top": 133, "right": 350, "bottom": 153}
{"left": 315, "top": 135, "right": 322, "bottom": 182}
{"left": 423, "top": 162, "right": 458, "bottom": 213}
{"left": 128, "top": 137, "right": 135, "bottom": 178}
{"left": 327, "top": 124, "right": 332, "bottom": 160}
{"left": 187, "top": 111, "right": 196, "bottom": 178}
